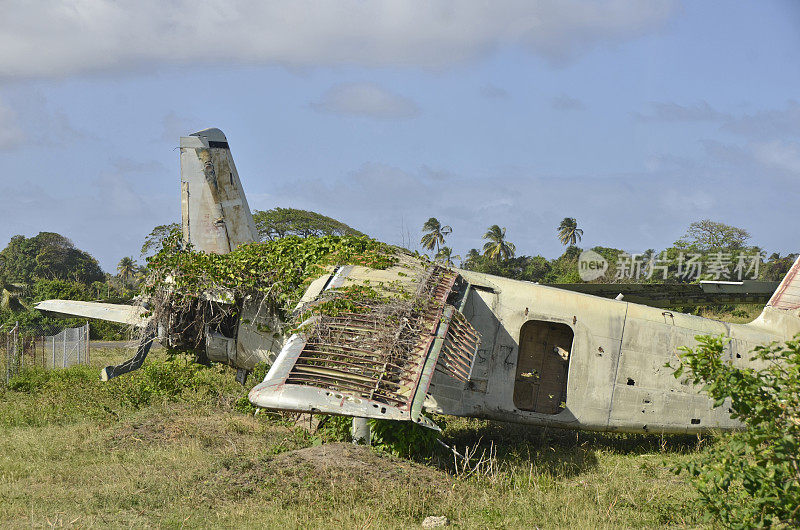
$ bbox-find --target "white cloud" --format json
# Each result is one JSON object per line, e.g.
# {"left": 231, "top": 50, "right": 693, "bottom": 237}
{"left": 0, "top": 98, "right": 24, "bottom": 149}
{"left": 701, "top": 139, "right": 800, "bottom": 183}
{"left": 551, "top": 94, "right": 585, "bottom": 111}
{"left": 0, "top": 89, "right": 87, "bottom": 148}
{"left": 251, "top": 161, "right": 786, "bottom": 259}
{"left": 480, "top": 84, "right": 509, "bottom": 99}
{"left": 0, "top": 0, "right": 678, "bottom": 79}
{"left": 638, "top": 100, "right": 800, "bottom": 140}
{"left": 751, "top": 140, "right": 800, "bottom": 174}
{"left": 0, "top": 175, "right": 173, "bottom": 271}
{"left": 636, "top": 101, "right": 728, "bottom": 122}
{"left": 723, "top": 100, "right": 800, "bottom": 138}
{"left": 161, "top": 112, "right": 205, "bottom": 144}
{"left": 311, "top": 83, "right": 419, "bottom": 119}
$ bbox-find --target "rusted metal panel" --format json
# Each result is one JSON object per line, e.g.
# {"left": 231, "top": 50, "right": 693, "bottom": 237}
{"left": 434, "top": 310, "right": 480, "bottom": 383}
{"left": 250, "top": 265, "right": 476, "bottom": 429}
{"left": 283, "top": 267, "right": 459, "bottom": 411}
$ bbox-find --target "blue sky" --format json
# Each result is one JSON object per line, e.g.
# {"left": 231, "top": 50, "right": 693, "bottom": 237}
{"left": 0, "top": 1, "right": 798, "bottom": 271}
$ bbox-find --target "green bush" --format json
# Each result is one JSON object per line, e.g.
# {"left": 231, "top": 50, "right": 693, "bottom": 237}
{"left": 233, "top": 362, "right": 271, "bottom": 414}
{"left": 316, "top": 414, "right": 354, "bottom": 443}
{"left": 114, "top": 354, "right": 232, "bottom": 408}
{"left": 314, "top": 415, "right": 440, "bottom": 458}
{"left": 671, "top": 334, "right": 800, "bottom": 528}
{"left": 367, "top": 418, "right": 441, "bottom": 458}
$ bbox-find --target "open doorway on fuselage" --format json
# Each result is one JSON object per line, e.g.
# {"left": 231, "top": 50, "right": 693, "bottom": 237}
{"left": 513, "top": 320, "right": 573, "bottom": 414}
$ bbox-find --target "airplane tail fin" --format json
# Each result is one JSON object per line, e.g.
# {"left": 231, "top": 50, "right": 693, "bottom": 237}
{"left": 180, "top": 128, "right": 259, "bottom": 254}
{"left": 753, "top": 255, "right": 800, "bottom": 338}
{"left": 766, "top": 255, "right": 800, "bottom": 314}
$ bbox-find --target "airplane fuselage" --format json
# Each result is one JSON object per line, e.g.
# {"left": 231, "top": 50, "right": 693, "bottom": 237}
{"left": 423, "top": 269, "right": 800, "bottom": 434}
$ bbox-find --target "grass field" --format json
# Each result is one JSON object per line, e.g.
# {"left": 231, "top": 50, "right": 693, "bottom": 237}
{"left": 0, "top": 344, "right": 711, "bottom": 529}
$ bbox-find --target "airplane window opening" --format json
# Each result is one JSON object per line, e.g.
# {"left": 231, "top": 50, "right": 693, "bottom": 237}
{"left": 513, "top": 320, "right": 573, "bottom": 414}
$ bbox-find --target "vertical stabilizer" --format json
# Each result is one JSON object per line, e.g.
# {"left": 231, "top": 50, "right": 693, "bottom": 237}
{"left": 180, "top": 128, "right": 258, "bottom": 253}
{"left": 767, "top": 255, "right": 800, "bottom": 313}
{"left": 751, "top": 255, "right": 800, "bottom": 339}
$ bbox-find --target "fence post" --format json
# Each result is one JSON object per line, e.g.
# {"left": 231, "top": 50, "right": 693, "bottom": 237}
{"left": 85, "top": 322, "right": 90, "bottom": 366}
{"left": 6, "top": 322, "right": 19, "bottom": 384}
{"left": 62, "top": 330, "right": 66, "bottom": 368}
{"left": 13, "top": 322, "right": 19, "bottom": 380}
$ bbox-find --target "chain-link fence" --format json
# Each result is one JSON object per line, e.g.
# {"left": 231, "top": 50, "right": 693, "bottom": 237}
{"left": 2, "top": 322, "right": 90, "bottom": 384}
{"left": 44, "top": 324, "right": 90, "bottom": 369}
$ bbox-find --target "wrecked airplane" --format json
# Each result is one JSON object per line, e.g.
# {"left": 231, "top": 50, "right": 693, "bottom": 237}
{"left": 36, "top": 128, "right": 800, "bottom": 434}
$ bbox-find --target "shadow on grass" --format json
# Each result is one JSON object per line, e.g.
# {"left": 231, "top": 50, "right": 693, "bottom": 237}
{"left": 435, "top": 417, "right": 702, "bottom": 478}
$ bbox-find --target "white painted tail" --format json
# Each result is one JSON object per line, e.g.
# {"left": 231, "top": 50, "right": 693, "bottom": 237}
{"left": 767, "top": 256, "right": 800, "bottom": 313}
{"left": 750, "top": 256, "right": 800, "bottom": 340}
{"left": 179, "top": 128, "right": 259, "bottom": 254}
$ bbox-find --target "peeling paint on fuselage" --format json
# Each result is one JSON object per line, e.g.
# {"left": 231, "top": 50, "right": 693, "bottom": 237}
{"left": 420, "top": 269, "right": 800, "bottom": 434}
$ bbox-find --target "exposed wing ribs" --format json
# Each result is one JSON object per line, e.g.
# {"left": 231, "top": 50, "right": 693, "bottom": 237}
{"left": 249, "top": 265, "right": 480, "bottom": 428}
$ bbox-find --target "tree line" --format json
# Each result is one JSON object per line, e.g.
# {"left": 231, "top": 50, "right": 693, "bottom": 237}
{"left": 0, "top": 232, "right": 134, "bottom": 337}
{"left": 1, "top": 208, "right": 794, "bottom": 335}
{"left": 420, "top": 216, "right": 795, "bottom": 285}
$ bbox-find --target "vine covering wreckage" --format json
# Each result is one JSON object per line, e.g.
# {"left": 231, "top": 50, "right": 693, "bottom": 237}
{"left": 141, "top": 233, "right": 480, "bottom": 428}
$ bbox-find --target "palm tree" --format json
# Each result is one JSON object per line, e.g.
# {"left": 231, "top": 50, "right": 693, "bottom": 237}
{"left": 557, "top": 217, "right": 583, "bottom": 246}
{"left": 463, "top": 248, "right": 481, "bottom": 269}
{"left": 435, "top": 247, "right": 461, "bottom": 267}
{"left": 482, "top": 225, "right": 516, "bottom": 262}
{"left": 420, "top": 217, "right": 452, "bottom": 253}
{"left": 117, "top": 257, "right": 137, "bottom": 288}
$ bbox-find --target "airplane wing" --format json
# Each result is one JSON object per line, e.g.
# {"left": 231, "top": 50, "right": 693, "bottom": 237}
{"left": 34, "top": 300, "right": 150, "bottom": 327}
{"left": 249, "top": 265, "right": 480, "bottom": 430}
{"left": 35, "top": 299, "right": 155, "bottom": 381}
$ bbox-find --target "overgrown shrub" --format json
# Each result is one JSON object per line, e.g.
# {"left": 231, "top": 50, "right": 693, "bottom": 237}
{"left": 7, "top": 364, "right": 94, "bottom": 393}
{"left": 115, "top": 354, "right": 231, "bottom": 408}
{"left": 671, "top": 334, "right": 800, "bottom": 528}
{"left": 316, "top": 414, "right": 354, "bottom": 443}
{"left": 313, "top": 414, "right": 440, "bottom": 458}
{"left": 368, "top": 418, "right": 441, "bottom": 458}
{"left": 143, "top": 234, "right": 399, "bottom": 356}
{"left": 234, "top": 362, "right": 271, "bottom": 414}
